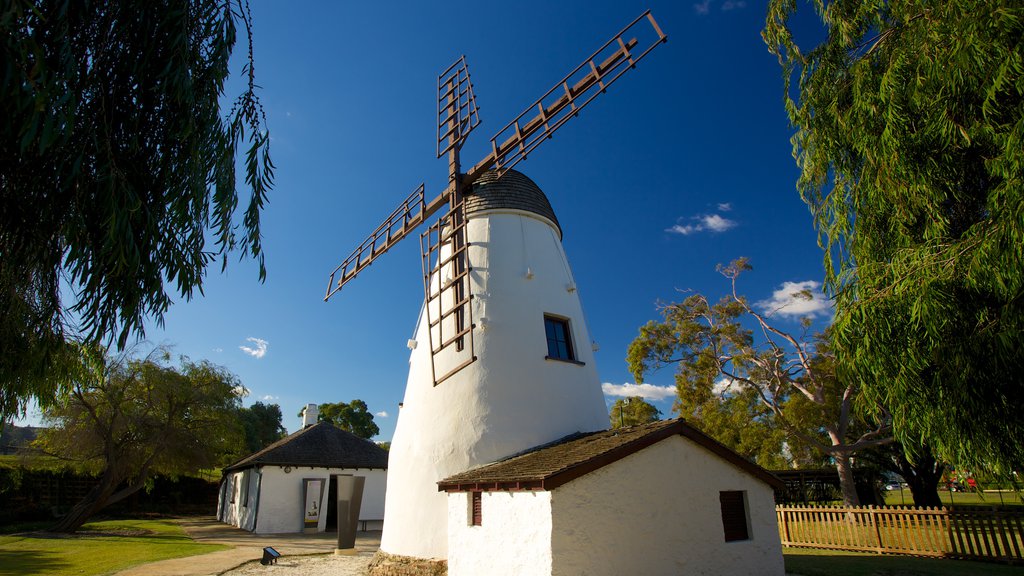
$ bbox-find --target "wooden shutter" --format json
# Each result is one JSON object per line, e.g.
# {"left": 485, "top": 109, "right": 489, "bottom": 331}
{"left": 471, "top": 491, "right": 482, "bottom": 526}
{"left": 719, "top": 490, "right": 749, "bottom": 542}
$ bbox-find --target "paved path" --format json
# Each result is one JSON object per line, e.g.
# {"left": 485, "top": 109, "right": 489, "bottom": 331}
{"left": 113, "top": 517, "right": 381, "bottom": 576}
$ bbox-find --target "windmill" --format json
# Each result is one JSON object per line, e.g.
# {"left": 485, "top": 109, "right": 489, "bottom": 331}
{"left": 326, "top": 11, "right": 666, "bottom": 386}
{"left": 325, "top": 11, "right": 667, "bottom": 567}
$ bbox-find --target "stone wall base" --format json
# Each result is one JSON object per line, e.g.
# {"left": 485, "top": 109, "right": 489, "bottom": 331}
{"left": 367, "top": 550, "right": 447, "bottom": 576}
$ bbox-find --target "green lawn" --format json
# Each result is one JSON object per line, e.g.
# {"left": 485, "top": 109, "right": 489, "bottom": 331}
{"left": 785, "top": 547, "right": 1024, "bottom": 576}
{"left": 884, "top": 488, "right": 1024, "bottom": 508}
{"left": 0, "top": 518, "right": 227, "bottom": 576}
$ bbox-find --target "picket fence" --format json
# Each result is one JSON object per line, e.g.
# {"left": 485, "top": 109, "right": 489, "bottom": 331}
{"left": 776, "top": 504, "right": 1024, "bottom": 564}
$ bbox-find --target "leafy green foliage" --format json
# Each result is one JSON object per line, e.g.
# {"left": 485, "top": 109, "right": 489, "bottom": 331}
{"left": 35, "top": 345, "right": 244, "bottom": 531}
{"left": 764, "top": 0, "right": 1024, "bottom": 469}
{"left": 316, "top": 400, "right": 380, "bottom": 439}
{"left": 237, "top": 402, "right": 285, "bottom": 453}
{"left": 0, "top": 0, "right": 274, "bottom": 421}
{"left": 609, "top": 397, "right": 662, "bottom": 429}
{"left": 628, "top": 260, "right": 890, "bottom": 504}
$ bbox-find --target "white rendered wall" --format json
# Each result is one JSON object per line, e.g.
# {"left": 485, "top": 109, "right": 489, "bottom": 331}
{"left": 447, "top": 491, "right": 552, "bottom": 576}
{"left": 217, "top": 469, "right": 260, "bottom": 531}
{"left": 218, "top": 466, "right": 387, "bottom": 534}
{"left": 549, "top": 437, "right": 785, "bottom": 576}
{"left": 381, "top": 209, "right": 609, "bottom": 559}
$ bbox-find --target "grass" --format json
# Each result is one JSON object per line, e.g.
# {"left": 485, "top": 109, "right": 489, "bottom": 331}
{"left": 785, "top": 547, "right": 1024, "bottom": 575}
{"left": 883, "top": 488, "right": 1024, "bottom": 508}
{"left": 0, "top": 518, "right": 227, "bottom": 576}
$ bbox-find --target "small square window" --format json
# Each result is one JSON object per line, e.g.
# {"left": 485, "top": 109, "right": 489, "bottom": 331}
{"left": 470, "top": 491, "right": 482, "bottom": 526}
{"left": 544, "top": 315, "right": 575, "bottom": 361}
{"left": 719, "top": 490, "right": 750, "bottom": 542}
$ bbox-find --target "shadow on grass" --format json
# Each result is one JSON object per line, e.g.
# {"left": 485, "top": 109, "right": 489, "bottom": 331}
{"left": 784, "top": 550, "right": 1024, "bottom": 576}
{"left": 0, "top": 549, "right": 71, "bottom": 576}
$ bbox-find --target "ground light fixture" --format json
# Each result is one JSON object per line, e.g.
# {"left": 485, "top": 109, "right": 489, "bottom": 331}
{"left": 260, "top": 547, "right": 280, "bottom": 565}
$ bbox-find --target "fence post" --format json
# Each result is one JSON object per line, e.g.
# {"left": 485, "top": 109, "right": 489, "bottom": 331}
{"left": 869, "top": 505, "right": 883, "bottom": 554}
{"left": 779, "top": 506, "right": 791, "bottom": 545}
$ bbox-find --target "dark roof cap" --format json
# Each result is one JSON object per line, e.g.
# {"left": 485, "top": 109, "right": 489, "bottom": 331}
{"left": 467, "top": 169, "right": 561, "bottom": 237}
{"left": 224, "top": 421, "right": 388, "bottom": 473}
{"left": 438, "top": 418, "right": 783, "bottom": 492}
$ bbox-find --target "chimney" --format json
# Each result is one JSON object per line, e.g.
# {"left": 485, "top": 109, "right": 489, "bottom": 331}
{"left": 301, "top": 403, "right": 319, "bottom": 429}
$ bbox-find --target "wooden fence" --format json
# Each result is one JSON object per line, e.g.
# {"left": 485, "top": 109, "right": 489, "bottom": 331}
{"left": 776, "top": 504, "right": 1024, "bottom": 564}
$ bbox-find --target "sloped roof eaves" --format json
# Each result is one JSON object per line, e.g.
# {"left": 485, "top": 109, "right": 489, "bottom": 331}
{"left": 437, "top": 419, "right": 783, "bottom": 492}
{"left": 223, "top": 422, "right": 388, "bottom": 473}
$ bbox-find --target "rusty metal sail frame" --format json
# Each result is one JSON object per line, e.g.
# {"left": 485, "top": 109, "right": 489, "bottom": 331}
{"left": 325, "top": 11, "right": 667, "bottom": 385}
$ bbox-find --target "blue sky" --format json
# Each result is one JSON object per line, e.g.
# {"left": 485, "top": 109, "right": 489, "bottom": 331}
{"left": 23, "top": 0, "right": 832, "bottom": 437}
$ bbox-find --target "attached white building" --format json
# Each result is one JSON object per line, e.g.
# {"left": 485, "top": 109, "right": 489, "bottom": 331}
{"left": 217, "top": 420, "right": 388, "bottom": 534}
{"left": 438, "top": 418, "right": 786, "bottom": 576}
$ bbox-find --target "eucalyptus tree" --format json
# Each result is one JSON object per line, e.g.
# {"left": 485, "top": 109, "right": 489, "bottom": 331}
{"left": 316, "top": 400, "right": 380, "bottom": 439}
{"left": 1, "top": 0, "right": 274, "bottom": 421}
{"left": 36, "top": 346, "right": 245, "bottom": 532}
{"left": 628, "top": 260, "right": 891, "bottom": 506}
{"left": 764, "top": 0, "right": 1024, "bottom": 470}
{"left": 609, "top": 397, "right": 662, "bottom": 429}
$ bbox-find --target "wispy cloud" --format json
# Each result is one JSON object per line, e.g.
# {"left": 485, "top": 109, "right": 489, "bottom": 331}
{"left": 717, "top": 202, "right": 732, "bottom": 212}
{"left": 694, "top": 0, "right": 711, "bottom": 15}
{"left": 602, "top": 382, "right": 675, "bottom": 401}
{"left": 667, "top": 213, "right": 738, "bottom": 236}
{"left": 239, "top": 337, "right": 269, "bottom": 359}
{"left": 721, "top": 0, "right": 747, "bottom": 10}
{"left": 261, "top": 395, "right": 279, "bottom": 402}
{"left": 756, "top": 280, "right": 832, "bottom": 319}
{"left": 375, "top": 410, "right": 389, "bottom": 418}
{"left": 212, "top": 347, "right": 223, "bottom": 353}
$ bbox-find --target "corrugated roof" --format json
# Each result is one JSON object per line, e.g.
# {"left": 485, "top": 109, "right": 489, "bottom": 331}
{"left": 467, "top": 169, "right": 562, "bottom": 237}
{"left": 223, "top": 421, "right": 388, "bottom": 472}
{"left": 437, "top": 418, "right": 783, "bottom": 492}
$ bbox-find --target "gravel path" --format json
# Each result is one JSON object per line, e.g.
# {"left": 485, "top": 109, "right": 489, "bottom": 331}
{"left": 222, "top": 552, "right": 372, "bottom": 576}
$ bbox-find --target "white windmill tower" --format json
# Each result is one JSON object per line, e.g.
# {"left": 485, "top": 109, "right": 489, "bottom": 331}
{"left": 325, "top": 12, "right": 667, "bottom": 565}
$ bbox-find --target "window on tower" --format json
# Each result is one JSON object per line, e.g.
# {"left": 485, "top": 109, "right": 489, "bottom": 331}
{"left": 544, "top": 315, "right": 577, "bottom": 362}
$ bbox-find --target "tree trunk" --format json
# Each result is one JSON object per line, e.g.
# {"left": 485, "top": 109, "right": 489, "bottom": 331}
{"left": 50, "top": 470, "right": 120, "bottom": 533}
{"left": 834, "top": 454, "right": 861, "bottom": 507}
{"left": 895, "top": 448, "right": 945, "bottom": 508}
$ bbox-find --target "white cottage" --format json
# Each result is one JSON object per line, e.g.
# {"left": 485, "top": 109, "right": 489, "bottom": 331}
{"left": 438, "top": 418, "right": 786, "bottom": 576}
{"left": 217, "top": 420, "right": 388, "bottom": 534}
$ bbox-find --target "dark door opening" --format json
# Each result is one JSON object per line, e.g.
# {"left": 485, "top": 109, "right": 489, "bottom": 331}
{"left": 325, "top": 476, "right": 338, "bottom": 532}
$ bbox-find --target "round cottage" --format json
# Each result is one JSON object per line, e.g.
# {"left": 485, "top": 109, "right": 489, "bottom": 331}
{"left": 378, "top": 170, "right": 608, "bottom": 562}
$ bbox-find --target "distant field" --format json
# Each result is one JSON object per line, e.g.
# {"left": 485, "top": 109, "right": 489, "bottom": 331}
{"left": 883, "top": 488, "right": 1024, "bottom": 508}
{"left": 0, "top": 454, "right": 73, "bottom": 472}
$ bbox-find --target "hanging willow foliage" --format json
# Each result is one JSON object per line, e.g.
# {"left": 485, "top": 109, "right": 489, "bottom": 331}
{"left": 764, "top": 1, "right": 1023, "bottom": 469}
{"left": 0, "top": 0, "right": 274, "bottom": 419}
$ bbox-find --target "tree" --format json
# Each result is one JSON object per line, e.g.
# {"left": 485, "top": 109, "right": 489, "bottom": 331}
{"left": 316, "top": 400, "right": 379, "bottom": 439}
{"left": 609, "top": 397, "right": 662, "bottom": 429}
{"left": 237, "top": 402, "right": 286, "bottom": 453}
{"left": 34, "top": 345, "right": 244, "bottom": 532}
{"left": 859, "top": 441, "right": 945, "bottom": 508}
{"left": 1, "top": 0, "right": 274, "bottom": 421}
{"left": 628, "top": 260, "right": 891, "bottom": 506}
{"left": 764, "top": 1, "right": 1024, "bottom": 470}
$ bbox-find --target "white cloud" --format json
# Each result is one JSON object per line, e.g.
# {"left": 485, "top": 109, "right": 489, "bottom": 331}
{"left": 260, "top": 395, "right": 279, "bottom": 402}
{"left": 239, "top": 337, "right": 269, "bottom": 359}
{"left": 233, "top": 385, "right": 250, "bottom": 398}
{"left": 694, "top": 0, "right": 711, "bottom": 15}
{"left": 712, "top": 377, "right": 743, "bottom": 396}
{"left": 756, "top": 280, "right": 832, "bottom": 319}
{"left": 717, "top": 202, "right": 732, "bottom": 212}
{"left": 721, "top": 0, "right": 747, "bottom": 10}
{"left": 666, "top": 213, "right": 737, "bottom": 235}
{"left": 602, "top": 382, "right": 675, "bottom": 401}
{"left": 375, "top": 410, "right": 389, "bottom": 418}
{"left": 212, "top": 347, "right": 223, "bottom": 353}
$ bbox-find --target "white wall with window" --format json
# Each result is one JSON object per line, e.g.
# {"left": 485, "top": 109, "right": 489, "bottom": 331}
{"left": 445, "top": 435, "right": 783, "bottom": 576}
